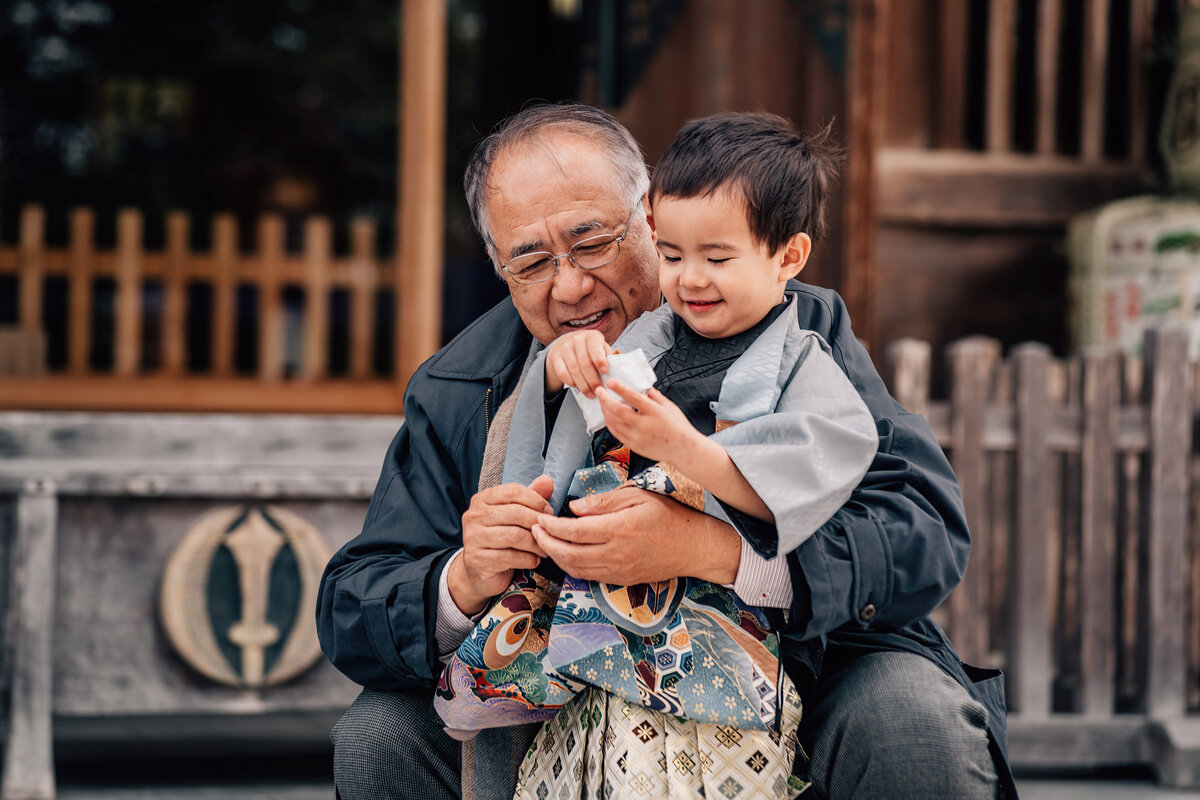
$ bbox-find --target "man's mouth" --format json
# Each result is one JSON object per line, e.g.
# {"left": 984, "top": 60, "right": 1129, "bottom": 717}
{"left": 565, "top": 310, "right": 607, "bottom": 328}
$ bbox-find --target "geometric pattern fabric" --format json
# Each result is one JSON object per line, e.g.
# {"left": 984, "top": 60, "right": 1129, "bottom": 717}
{"left": 513, "top": 682, "right": 808, "bottom": 800}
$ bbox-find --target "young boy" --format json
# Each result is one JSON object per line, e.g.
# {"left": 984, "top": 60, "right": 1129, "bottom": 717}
{"left": 438, "top": 113, "right": 879, "bottom": 799}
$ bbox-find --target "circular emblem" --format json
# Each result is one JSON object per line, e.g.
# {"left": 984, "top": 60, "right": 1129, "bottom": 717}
{"left": 590, "top": 578, "right": 685, "bottom": 636}
{"left": 159, "top": 504, "right": 333, "bottom": 688}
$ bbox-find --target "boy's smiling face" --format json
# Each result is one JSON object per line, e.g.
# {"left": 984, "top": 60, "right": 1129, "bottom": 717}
{"left": 651, "top": 188, "right": 811, "bottom": 339}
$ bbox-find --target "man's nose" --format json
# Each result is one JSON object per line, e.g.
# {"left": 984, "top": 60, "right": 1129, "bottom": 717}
{"left": 549, "top": 258, "right": 596, "bottom": 304}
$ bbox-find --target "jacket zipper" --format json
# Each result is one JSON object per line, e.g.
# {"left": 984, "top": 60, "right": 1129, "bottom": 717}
{"left": 484, "top": 386, "right": 493, "bottom": 437}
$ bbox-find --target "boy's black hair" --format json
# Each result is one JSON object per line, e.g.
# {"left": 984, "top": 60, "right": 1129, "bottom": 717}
{"left": 650, "top": 112, "right": 842, "bottom": 252}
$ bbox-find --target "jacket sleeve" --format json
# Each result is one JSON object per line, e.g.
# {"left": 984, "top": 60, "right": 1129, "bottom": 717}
{"left": 316, "top": 374, "right": 480, "bottom": 690}
{"left": 786, "top": 289, "right": 971, "bottom": 638}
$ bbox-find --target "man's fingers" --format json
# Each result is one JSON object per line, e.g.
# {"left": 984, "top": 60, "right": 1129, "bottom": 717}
{"left": 528, "top": 474, "right": 554, "bottom": 504}
{"left": 468, "top": 523, "right": 548, "bottom": 555}
{"left": 479, "top": 481, "right": 554, "bottom": 513}
{"left": 536, "top": 512, "right": 612, "bottom": 544}
{"left": 467, "top": 547, "right": 542, "bottom": 573}
{"left": 567, "top": 484, "right": 643, "bottom": 516}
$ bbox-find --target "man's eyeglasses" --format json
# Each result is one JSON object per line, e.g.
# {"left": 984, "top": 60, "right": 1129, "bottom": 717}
{"left": 499, "top": 205, "right": 640, "bottom": 286}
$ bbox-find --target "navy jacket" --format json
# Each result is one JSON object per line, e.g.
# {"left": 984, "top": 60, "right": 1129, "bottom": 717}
{"left": 316, "top": 282, "right": 1014, "bottom": 793}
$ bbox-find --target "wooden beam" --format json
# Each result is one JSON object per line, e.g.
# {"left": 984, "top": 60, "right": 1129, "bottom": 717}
{"left": 876, "top": 149, "right": 1143, "bottom": 228}
{"left": 396, "top": 0, "right": 447, "bottom": 389}
{"left": 0, "top": 376, "right": 406, "bottom": 415}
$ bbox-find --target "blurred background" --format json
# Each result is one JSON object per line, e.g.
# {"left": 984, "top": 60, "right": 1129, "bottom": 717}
{"left": 2, "top": 1, "right": 1199, "bottom": 798}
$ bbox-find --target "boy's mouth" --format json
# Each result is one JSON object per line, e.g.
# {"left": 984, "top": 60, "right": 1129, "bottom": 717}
{"left": 684, "top": 300, "right": 721, "bottom": 312}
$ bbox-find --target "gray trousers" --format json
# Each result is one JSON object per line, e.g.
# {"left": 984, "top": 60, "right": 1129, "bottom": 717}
{"left": 332, "top": 650, "right": 998, "bottom": 800}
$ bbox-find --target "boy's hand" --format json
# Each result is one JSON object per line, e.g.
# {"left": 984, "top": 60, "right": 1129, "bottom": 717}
{"left": 546, "top": 330, "right": 612, "bottom": 397}
{"left": 596, "top": 380, "right": 701, "bottom": 463}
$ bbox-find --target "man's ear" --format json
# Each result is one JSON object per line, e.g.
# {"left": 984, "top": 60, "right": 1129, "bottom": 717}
{"left": 779, "top": 232, "right": 812, "bottom": 280}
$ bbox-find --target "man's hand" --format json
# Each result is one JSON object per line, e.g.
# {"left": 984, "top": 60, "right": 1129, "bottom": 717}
{"left": 531, "top": 486, "right": 741, "bottom": 585}
{"left": 448, "top": 475, "right": 554, "bottom": 616}
{"left": 546, "top": 330, "right": 612, "bottom": 397}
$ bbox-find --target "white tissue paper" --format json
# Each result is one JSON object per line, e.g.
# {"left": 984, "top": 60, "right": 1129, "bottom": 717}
{"left": 569, "top": 348, "right": 657, "bottom": 435}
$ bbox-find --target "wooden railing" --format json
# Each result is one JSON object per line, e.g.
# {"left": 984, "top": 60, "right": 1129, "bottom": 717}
{"left": 887, "top": 326, "right": 1200, "bottom": 784}
{"left": 0, "top": 205, "right": 425, "bottom": 414}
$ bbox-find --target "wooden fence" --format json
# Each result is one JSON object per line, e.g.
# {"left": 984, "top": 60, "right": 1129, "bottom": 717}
{"left": 0, "top": 205, "right": 433, "bottom": 414}
{"left": 888, "top": 326, "right": 1200, "bottom": 784}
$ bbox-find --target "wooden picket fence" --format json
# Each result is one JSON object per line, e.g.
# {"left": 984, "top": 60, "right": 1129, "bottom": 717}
{"left": 887, "top": 327, "right": 1200, "bottom": 783}
{"left": 0, "top": 205, "right": 434, "bottom": 414}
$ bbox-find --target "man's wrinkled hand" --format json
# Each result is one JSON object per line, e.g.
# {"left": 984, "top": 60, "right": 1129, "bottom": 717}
{"left": 449, "top": 475, "right": 553, "bottom": 616}
{"left": 531, "top": 485, "right": 740, "bottom": 586}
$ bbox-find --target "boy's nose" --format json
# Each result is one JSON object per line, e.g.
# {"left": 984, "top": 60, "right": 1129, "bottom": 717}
{"left": 679, "top": 261, "right": 709, "bottom": 288}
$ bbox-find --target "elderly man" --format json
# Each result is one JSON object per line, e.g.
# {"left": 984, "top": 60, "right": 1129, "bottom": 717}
{"left": 317, "top": 103, "right": 1013, "bottom": 800}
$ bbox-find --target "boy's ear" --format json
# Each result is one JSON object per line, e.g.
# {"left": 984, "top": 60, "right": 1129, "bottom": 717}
{"left": 778, "top": 232, "right": 812, "bottom": 280}
{"left": 643, "top": 194, "right": 656, "bottom": 238}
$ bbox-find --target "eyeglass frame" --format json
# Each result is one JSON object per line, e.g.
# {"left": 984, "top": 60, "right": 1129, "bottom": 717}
{"left": 498, "top": 204, "right": 641, "bottom": 285}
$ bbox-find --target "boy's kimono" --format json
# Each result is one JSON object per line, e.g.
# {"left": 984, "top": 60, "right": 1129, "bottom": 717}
{"left": 434, "top": 293, "right": 879, "bottom": 737}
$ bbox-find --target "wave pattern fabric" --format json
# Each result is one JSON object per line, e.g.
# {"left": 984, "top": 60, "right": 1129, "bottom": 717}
{"left": 434, "top": 450, "right": 785, "bottom": 737}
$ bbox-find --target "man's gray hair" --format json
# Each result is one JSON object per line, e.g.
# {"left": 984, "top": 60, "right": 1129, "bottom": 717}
{"left": 464, "top": 103, "right": 651, "bottom": 270}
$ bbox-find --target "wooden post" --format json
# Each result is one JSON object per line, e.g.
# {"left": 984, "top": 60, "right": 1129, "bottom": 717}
{"left": 986, "top": 0, "right": 1016, "bottom": 152}
{"left": 114, "top": 209, "right": 144, "bottom": 376}
{"left": 1129, "top": 0, "right": 1153, "bottom": 162}
{"left": 396, "top": 0, "right": 447, "bottom": 391}
{"left": 1035, "top": 0, "right": 1063, "bottom": 154}
{"left": 258, "top": 214, "right": 285, "bottom": 382}
{"left": 947, "top": 336, "right": 1001, "bottom": 664}
{"left": 18, "top": 206, "right": 45, "bottom": 335}
{"left": 1080, "top": 347, "right": 1119, "bottom": 716}
{"left": 1011, "top": 343, "right": 1052, "bottom": 716}
{"left": 162, "top": 212, "right": 190, "bottom": 376}
{"left": 67, "top": 208, "right": 94, "bottom": 375}
{"left": 842, "top": 0, "right": 886, "bottom": 349}
{"left": 1081, "top": 0, "right": 1112, "bottom": 161}
{"left": 1, "top": 479, "right": 58, "bottom": 800}
{"left": 1141, "top": 326, "right": 1190, "bottom": 718}
{"left": 350, "top": 219, "right": 378, "bottom": 380}
{"left": 302, "top": 216, "right": 332, "bottom": 382}
{"left": 212, "top": 214, "right": 238, "bottom": 377}
{"left": 886, "top": 337, "right": 931, "bottom": 419}
{"left": 936, "top": 0, "right": 969, "bottom": 149}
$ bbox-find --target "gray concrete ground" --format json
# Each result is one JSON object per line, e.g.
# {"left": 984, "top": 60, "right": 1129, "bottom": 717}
{"left": 53, "top": 777, "right": 1200, "bottom": 799}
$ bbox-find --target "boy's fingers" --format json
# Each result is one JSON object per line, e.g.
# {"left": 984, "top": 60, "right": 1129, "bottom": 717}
{"left": 605, "top": 380, "right": 643, "bottom": 408}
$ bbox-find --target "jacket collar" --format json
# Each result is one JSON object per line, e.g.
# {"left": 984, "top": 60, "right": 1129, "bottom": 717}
{"left": 425, "top": 297, "right": 536, "bottom": 381}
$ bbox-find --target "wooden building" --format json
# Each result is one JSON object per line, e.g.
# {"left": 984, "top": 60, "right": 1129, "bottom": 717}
{"left": 0, "top": 0, "right": 1174, "bottom": 410}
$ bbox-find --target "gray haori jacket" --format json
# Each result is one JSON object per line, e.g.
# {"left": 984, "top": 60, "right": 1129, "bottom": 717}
{"left": 502, "top": 293, "right": 879, "bottom": 559}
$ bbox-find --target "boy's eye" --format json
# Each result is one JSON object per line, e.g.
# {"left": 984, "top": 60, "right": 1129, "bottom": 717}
{"left": 659, "top": 253, "right": 680, "bottom": 263}
{"left": 708, "top": 257, "right": 732, "bottom": 264}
